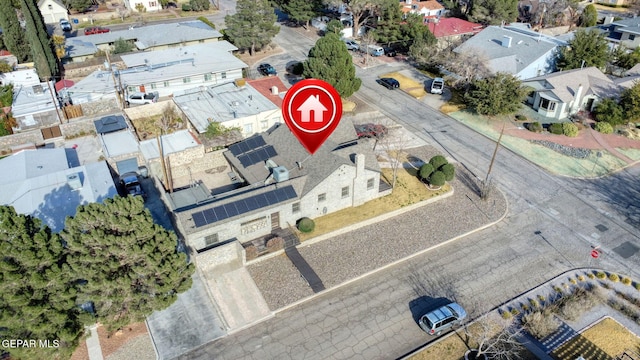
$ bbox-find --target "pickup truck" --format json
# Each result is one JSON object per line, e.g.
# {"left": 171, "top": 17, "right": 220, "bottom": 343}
{"left": 120, "top": 173, "right": 145, "bottom": 198}
{"left": 126, "top": 91, "right": 159, "bottom": 105}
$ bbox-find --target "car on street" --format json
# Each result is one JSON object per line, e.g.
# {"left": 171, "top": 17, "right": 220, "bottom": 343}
{"left": 84, "top": 26, "right": 110, "bottom": 35}
{"left": 354, "top": 123, "right": 388, "bottom": 139}
{"left": 383, "top": 46, "right": 397, "bottom": 57}
{"left": 60, "top": 19, "right": 72, "bottom": 32}
{"left": 430, "top": 77, "right": 445, "bottom": 94}
{"left": 126, "top": 91, "right": 159, "bottom": 105}
{"left": 377, "top": 77, "right": 400, "bottom": 90}
{"left": 344, "top": 39, "right": 359, "bottom": 51}
{"left": 258, "top": 63, "right": 277, "bottom": 76}
{"left": 418, "top": 302, "right": 467, "bottom": 336}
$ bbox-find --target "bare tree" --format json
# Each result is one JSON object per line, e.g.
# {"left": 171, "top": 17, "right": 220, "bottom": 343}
{"left": 461, "top": 310, "right": 525, "bottom": 360}
{"left": 445, "top": 50, "right": 491, "bottom": 92}
{"left": 377, "top": 126, "right": 412, "bottom": 189}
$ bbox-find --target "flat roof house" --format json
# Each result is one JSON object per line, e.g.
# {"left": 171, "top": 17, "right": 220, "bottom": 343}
{"left": 11, "top": 81, "right": 62, "bottom": 132}
{"left": 172, "top": 117, "right": 391, "bottom": 252}
{"left": 454, "top": 25, "right": 567, "bottom": 79}
{"left": 0, "top": 148, "right": 118, "bottom": 232}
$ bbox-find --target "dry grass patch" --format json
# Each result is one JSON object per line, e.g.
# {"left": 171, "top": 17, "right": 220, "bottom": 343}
{"left": 380, "top": 72, "right": 427, "bottom": 98}
{"left": 342, "top": 99, "right": 357, "bottom": 112}
{"left": 297, "top": 167, "right": 449, "bottom": 241}
{"left": 552, "top": 317, "right": 640, "bottom": 359}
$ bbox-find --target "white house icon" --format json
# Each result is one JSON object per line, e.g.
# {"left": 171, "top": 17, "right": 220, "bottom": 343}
{"left": 296, "top": 94, "right": 328, "bottom": 123}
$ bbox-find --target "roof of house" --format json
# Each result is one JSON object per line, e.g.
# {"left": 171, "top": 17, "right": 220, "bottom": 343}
{"left": 140, "top": 129, "right": 201, "bottom": 161}
{"left": 522, "top": 67, "right": 617, "bottom": 103}
{"left": 427, "top": 17, "right": 483, "bottom": 38}
{"left": 65, "top": 21, "right": 223, "bottom": 58}
{"left": 11, "top": 81, "right": 58, "bottom": 117}
{"left": 117, "top": 42, "right": 247, "bottom": 87}
{"left": 0, "top": 149, "right": 117, "bottom": 232}
{"left": 100, "top": 130, "right": 140, "bottom": 158}
{"left": 94, "top": 114, "right": 128, "bottom": 134}
{"left": 401, "top": 0, "right": 444, "bottom": 13}
{"left": 172, "top": 81, "right": 279, "bottom": 133}
{"left": 454, "top": 26, "right": 566, "bottom": 75}
{"left": 68, "top": 70, "right": 117, "bottom": 98}
{"left": 37, "top": 0, "right": 66, "bottom": 9}
{"left": 245, "top": 77, "right": 287, "bottom": 108}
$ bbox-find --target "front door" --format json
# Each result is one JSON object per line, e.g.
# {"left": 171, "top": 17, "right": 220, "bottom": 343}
{"left": 271, "top": 212, "right": 280, "bottom": 230}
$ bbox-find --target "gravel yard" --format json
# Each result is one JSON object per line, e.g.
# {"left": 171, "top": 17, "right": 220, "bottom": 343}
{"left": 248, "top": 152, "right": 507, "bottom": 310}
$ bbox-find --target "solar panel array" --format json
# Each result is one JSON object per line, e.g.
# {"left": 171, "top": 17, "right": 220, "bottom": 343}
{"left": 192, "top": 185, "right": 297, "bottom": 228}
{"left": 228, "top": 136, "right": 267, "bottom": 156}
{"left": 228, "top": 135, "right": 277, "bottom": 167}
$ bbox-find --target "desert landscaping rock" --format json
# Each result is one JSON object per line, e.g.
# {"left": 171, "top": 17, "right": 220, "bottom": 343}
{"left": 530, "top": 140, "right": 592, "bottom": 159}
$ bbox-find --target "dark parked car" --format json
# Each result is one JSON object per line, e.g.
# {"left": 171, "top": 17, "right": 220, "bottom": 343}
{"left": 165, "top": 1, "right": 177, "bottom": 8}
{"left": 354, "top": 123, "right": 388, "bottom": 139}
{"left": 418, "top": 302, "right": 467, "bottom": 336}
{"left": 84, "top": 26, "right": 110, "bottom": 35}
{"left": 258, "top": 63, "right": 277, "bottom": 76}
{"left": 377, "top": 77, "right": 400, "bottom": 90}
{"left": 383, "top": 46, "right": 397, "bottom": 57}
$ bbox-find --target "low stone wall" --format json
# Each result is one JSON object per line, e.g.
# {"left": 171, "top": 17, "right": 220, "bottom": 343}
{"left": 60, "top": 117, "right": 97, "bottom": 138}
{"left": 80, "top": 98, "right": 120, "bottom": 117}
{"left": 149, "top": 148, "right": 228, "bottom": 180}
{"left": 195, "top": 241, "right": 244, "bottom": 274}
{"left": 0, "top": 131, "right": 44, "bottom": 155}
{"left": 124, "top": 100, "right": 182, "bottom": 120}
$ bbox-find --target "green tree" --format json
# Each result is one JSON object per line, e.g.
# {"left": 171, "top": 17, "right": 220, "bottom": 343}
{"left": 375, "top": 0, "right": 404, "bottom": 45}
{"left": 303, "top": 33, "right": 362, "bottom": 98}
{"left": 0, "top": 206, "right": 83, "bottom": 359}
{"left": 282, "top": 0, "right": 322, "bottom": 29}
{"left": 345, "top": 0, "right": 379, "bottom": 41}
{"left": 189, "top": 0, "right": 210, "bottom": 11}
{"left": 225, "top": 0, "right": 279, "bottom": 55}
{"left": 469, "top": 0, "right": 518, "bottom": 25}
{"left": 595, "top": 121, "right": 613, "bottom": 134}
{"left": 593, "top": 97, "right": 625, "bottom": 125}
{"left": 429, "top": 171, "right": 446, "bottom": 187}
{"left": 0, "top": 0, "right": 30, "bottom": 62}
{"left": 0, "top": 61, "right": 12, "bottom": 73}
{"left": 614, "top": 46, "right": 640, "bottom": 71}
{"left": 65, "top": 0, "right": 93, "bottom": 11}
{"left": 21, "top": 0, "right": 59, "bottom": 80}
{"left": 419, "top": 163, "right": 434, "bottom": 180}
{"left": 112, "top": 37, "right": 134, "bottom": 54}
{"left": 620, "top": 81, "right": 640, "bottom": 123}
{"left": 429, "top": 154, "right": 448, "bottom": 171}
{"left": 441, "top": 163, "right": 455, "bottom": 181}
{"left": 62, "top": 196, "right": 194, "bottom": 331}
{"left": 556, "top": 28, "right": 609, "bottom": 70}
{"left": 465, "top": 73, "right": 526, "bottom": 116}
{"left": 579, "top": 4, "right": 598, "bottom": 27}
{"left": 325, "top": 19, "right": 343, "bottom": 36}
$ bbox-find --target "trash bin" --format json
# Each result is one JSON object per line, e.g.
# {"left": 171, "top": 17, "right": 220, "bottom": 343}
{"left": 72, "top": 18, "right": 79, "bottom": 24}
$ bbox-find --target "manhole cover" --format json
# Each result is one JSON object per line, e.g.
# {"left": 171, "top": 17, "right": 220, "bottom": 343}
{"left": 595, "top": 224, "right": 608, "bottom": 232}
{"left": 612, "top": 241, "right": 640, "bottom": 259}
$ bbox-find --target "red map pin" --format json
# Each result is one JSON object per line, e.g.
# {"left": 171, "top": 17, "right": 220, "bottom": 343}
{"left": 282, "top": 79, "right": 343, "bottom": 154}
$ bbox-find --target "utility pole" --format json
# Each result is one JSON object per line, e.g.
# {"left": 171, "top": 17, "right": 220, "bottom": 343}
{"left": 46, "top": 78, "right": 65, "bottom": 124}
{"left": 481, "top": 122, "right": 505, "bottom": 200}
{"left": 106, "top": 50, "right": 124, "bottom": 109}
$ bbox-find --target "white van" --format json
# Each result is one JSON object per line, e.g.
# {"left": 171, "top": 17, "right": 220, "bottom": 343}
{"left": 366, "top": 45, "right": 384, "bottom": 56}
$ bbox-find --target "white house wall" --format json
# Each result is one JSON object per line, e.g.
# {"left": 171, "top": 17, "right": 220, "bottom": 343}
{"left": 518, "top": 49, "right": 556, "bottom": 80}
{"left": 39, "top": 0, "right": 68, "bottom": 24}
{"left": 222, "top": 109, "right": 283, "bottom": 137}
{"left": 126, "top": 69, "right": 243, "bottom": 98}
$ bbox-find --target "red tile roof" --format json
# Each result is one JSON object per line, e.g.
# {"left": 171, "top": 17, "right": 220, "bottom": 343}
{"left": 426, "top": 17, "right": 483, "bottom": 38}
{"left": 0, "top": 50, "right": 12, "bottom": 56}
{"left": 246, "top": 77, "right": 288, "bottom": 108}
{"left": 401, "top": 0, "right": 444, "bottom": 13}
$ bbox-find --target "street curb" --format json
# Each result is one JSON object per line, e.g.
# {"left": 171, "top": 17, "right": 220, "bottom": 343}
{"left": 274, "top": 186, "right": 509, "bottom": 315}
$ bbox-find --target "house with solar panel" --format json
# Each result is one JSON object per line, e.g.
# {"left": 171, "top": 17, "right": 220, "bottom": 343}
{"left": 171, "top": 117, "right": 391, "bottom": 253}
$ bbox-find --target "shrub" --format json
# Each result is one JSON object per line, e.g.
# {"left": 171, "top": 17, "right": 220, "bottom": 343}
{"left": 189, "top": 0, "right": 210, "bottom": 11}
{"left": 609, "top": 273, "right": 620, "bottom": 282}
{"left": 297, "top": 217, "right": 315, "bottom": 233}
{"left": 596, "top": 271, "right": 607, "bottom": 279}
{"left": 245, "top": 245, "right": 258, "bottom": 261}
{"left": 429, "top": 155, "right": 448, "bottom": 171}
{"left": 510, "top": 308, "right": 520, "bottom": 316}
{"left": 563, "top": 122, "right": 579, "bottom": 137}
{"left": 529, "top": 298, "right": 540, "bottom": 309}
{"left": 595, "top": 121, "right": 613, "bottom": 134}
{"left": 636, "top": 282, "right": 640, "bottom": 291}
{"left": 569, "top": 278, "right": 577, "bottom": 284}
{"left": 501, "top": 310, "right": 512, "bottom": 319}
{"left": 558, "top": 287, "right": 601, "bottom": 321}
{"left": 577, "top": 275, "right": 585, "bottom": 282}
{"left": 418, "top": 163, "right": 434, "bottom": 180}
{"left": 515, "top": 114, "right": 527, "bottom": 121}
{"left": 554, "top": 286, "right": 563, "bottom": 293}
{"left": 588, "top": 273, "right": 595, "bottom": 279}
{"left": 549, "top": 123, "right": 563, "bottom": 135}
{"left": 622, "top": 277, "right": 632, "bottom": 286}
{"left": 266, "top": 237, "right": 285, "bottom": 252}
{"left": 440, "top": 163, "right": 455, "bottom": 181}
{"left": 528, "top": 122, "right": 543, "bottom": 132}
{"left": 521, "top": 304, "right": 530, "bottom": 312}
{"left": 538, "top": 294, "right": 546, "bottom": 302}
{"left": 197, "top": 16, "right": 216, "bottom": 29}
{"left": 181, "top": 3, "right": 191, "bottom": 11}
{"left": 522, "top": 309, "right": 559, "bottom": 339}
{"left": 429, "top": 171, "right": 446, "bottom": 187}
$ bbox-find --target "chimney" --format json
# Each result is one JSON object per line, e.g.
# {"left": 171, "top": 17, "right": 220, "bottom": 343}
{"left": 66, "top": 173, "right": 83, "bottom": 190}
{"left": 271, "top": 86, "right": 278, "bottom": 95}
{"left": 355, "top": 153, "right": 365, "bottom": 177}
{"left": 571, "top": 84, "right": 584, "bottom": 113}
{"left": 502, "top": 36, "right": 512, "bottom": 48}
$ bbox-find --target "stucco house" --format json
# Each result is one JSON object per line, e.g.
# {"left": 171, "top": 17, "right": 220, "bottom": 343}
{"left": 11, "top": 81, "right": 62, "bottom": 132}
{"left": 453, "top": 25, "right": 567, "bottom": 79}
{"left": 38, "top": 0, "right": 68, "bottom": 24}
{"left": 173, "top": 80, "right": 283, "bottom": 136}
{"left": 521, "top": 67, "right": 619, "bottom": 120}
{"left": 124, "top": 0, "right": 162, "bottom": 12}
{"left": 426, "top": 17, "right": 483, "bottom": 49}
{"left": 600, "top": 17, "right": 640, "bottom": 49}
{"left": 172, "top": 117, "right": 391, "bottom": 253}
{"left": 400, "top": 0, "right": 445, "bottom": 20}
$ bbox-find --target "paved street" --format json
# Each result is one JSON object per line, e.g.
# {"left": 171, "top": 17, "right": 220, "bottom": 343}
{"left": 178, "top": 25, "right": 640, "bottom": 360}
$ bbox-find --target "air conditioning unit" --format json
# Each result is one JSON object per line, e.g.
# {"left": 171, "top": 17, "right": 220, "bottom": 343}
{"left": 273, "top": 166, "right": 289, "bottom": 182}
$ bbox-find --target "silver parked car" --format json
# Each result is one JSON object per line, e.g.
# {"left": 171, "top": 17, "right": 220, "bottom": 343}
{"left": 418, "top": 302, "right": 467, "bottom": 336}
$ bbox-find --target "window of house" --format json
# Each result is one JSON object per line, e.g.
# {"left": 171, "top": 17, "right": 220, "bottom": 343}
{"left": 149, "top": 1, "right": 157, "bottom": 6}
{"left": 204, "top": 233, "right": 219, "bottom": 246}
{"left": 367, "top": 178, "right": 375, "bottom": 190}
{"left": 48, "top": 4, "right": 53, "bottom": 9}
{"left": 128, "top": 86, "right": 136, "bottom": 93}
{"left": 292, "top": 202, "right": 300, "bottom": 213}
{"left": 318, "top": 193, "right": 326, "bottom": 202}
{"left": 183, "top": 77, "right": 191, "bottom": 84}
{"left": 150, "top": 83, "right": 156, "bottom": 89}
{"left": 341, "top": 186, "right": 349, "bottom": 198}
{"left": 261, "top": 120, "right": 269, "bottom": 129}
{"left": 221, "top": 72, "right": 227, "bottom": 79}
{"left": 164, "top": 81, "right": 170, "bottom": 87}
{"left": 243, "top": 123, "right": 253, "bottom": 133}
{"left": 540, "top": 98, "right": 556, "bottom": 111}
{"left": 630, "top": 34, "right": 636, "bottom": 41}
{"left": 204, "top": 73, "right": 212, "bottom": 81}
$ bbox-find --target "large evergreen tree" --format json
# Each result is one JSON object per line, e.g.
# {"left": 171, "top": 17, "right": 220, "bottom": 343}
{"left": 556, "top": 28, "right": 609, "bottom": 71}
{"left": 0, "top": 206, "right": 83, "bottom": 359}
{"left": 62, "top": 196, "right": 194, "bottom": 331}
{"left": 620, "top": 81, "right": 640, "bottom": 123}
{"left": 303, "top": 33, "right": 362, "bottom": 98}
{"left": 225, "top": 0, "right": 280, "bottom": 55}
{"left": 282, "top": 0, "right": 322, "bottom": 29}
{"left": 579, "top": 4, "right": 598, "bottom": 27}
{"left": 0, "top": 0, "right": 31, "bottom": 62}
{"left": 21, "top": 0, "right": 59, "bottom": 79}
{"left": 469, "top": 0, "right": 518, "bottom": 25}
{"left": 375, "top": 0, "right": 404, "bottom": 45}
{"left": 465, "top": 72, "right": 526, "bottom": 116}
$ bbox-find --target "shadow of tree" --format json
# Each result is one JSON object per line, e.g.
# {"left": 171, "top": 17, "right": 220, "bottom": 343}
{"left": 33, "top": 184, "right": 84, "bottom": 233}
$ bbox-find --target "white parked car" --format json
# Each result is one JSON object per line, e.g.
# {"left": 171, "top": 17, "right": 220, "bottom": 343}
{"left": 430, "top": 78, "right": 445, "bottom": 95}
{"left": 126, "top": 92, "right": 159, "bottom": 105}
{"left": 60, "top": 19, "right": 72, "bottom": 32}
{"left": 343, "top": 39, "right": 359, "bottom": 51}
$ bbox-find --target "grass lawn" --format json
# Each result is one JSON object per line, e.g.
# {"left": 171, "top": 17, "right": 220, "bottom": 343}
{"left": 617, "top": 147, "right": 640, "bottom": 161}
{"left": 552, "top": 317, "right": 640, "bottom": 359}
{"left": 381, "top": 72, "right": 427, "bottom": 99}
{"left": 297, "top": 166, "right": 450, "bottom": 241}
{"left": 131, "top": 114, "right": 185, "bottom": 140}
